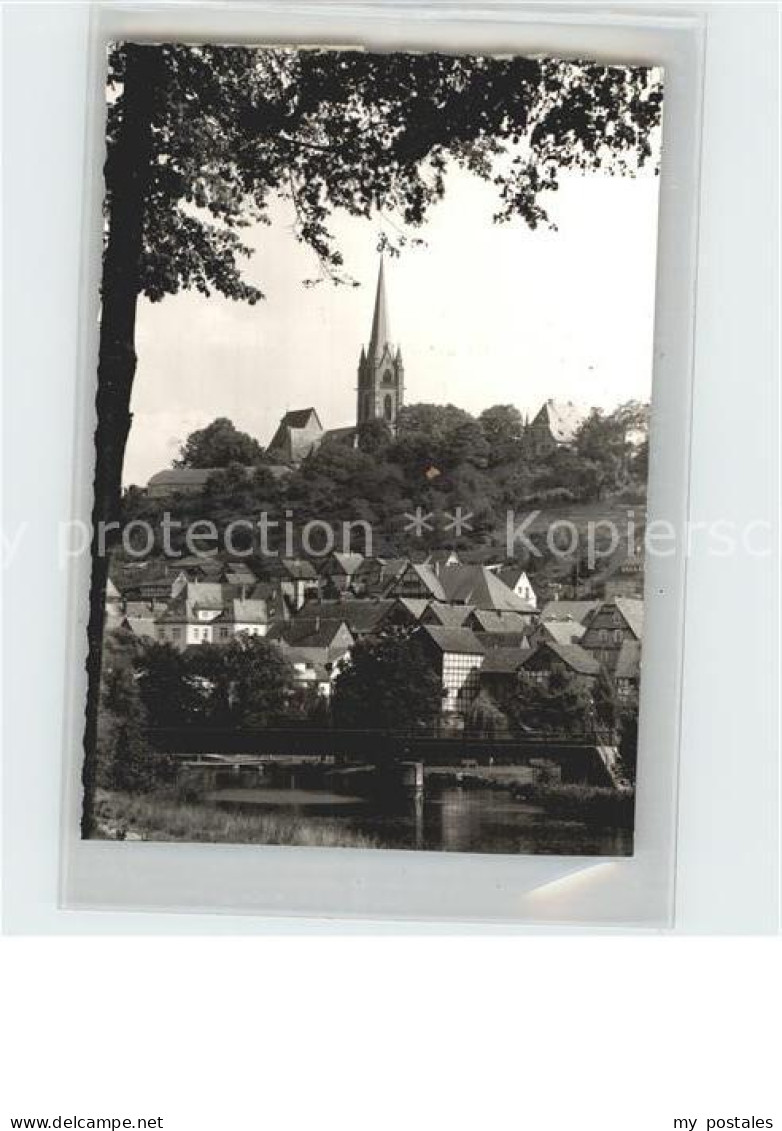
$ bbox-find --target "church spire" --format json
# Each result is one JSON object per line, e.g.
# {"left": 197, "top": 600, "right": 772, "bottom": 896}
{"left": 356, "top": 254, "right": 404, "bottom": 433}
{"left": 368, "top": 255, "right": 391, "bottom": 358}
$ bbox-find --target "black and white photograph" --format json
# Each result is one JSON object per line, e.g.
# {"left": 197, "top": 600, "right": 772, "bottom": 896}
{"left": 82, "top": 42, "right": 663, "bottom": 856}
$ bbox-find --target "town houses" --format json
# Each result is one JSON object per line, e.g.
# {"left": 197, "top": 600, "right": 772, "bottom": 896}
{"left": 121, "top": 255, "right": 646, "bottom": 728}
{"left": 106, "top": 545, "right": 643, "bottom": 722}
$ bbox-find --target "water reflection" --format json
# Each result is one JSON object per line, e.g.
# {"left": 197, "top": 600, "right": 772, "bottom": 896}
{"left": 206, "top": 773, "right": 632, "bottom": 857}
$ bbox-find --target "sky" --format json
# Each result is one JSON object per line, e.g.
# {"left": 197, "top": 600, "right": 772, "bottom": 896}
{"left": 123, "top": 149, "right": 661, "bottom": 487}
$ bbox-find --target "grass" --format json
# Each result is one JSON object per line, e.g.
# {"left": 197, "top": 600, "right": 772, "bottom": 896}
{"left": 516, "top": 782, "right": 636, "bottom": 828}
{"left": 94, "top": 789, "right": 379, "bottom": 849}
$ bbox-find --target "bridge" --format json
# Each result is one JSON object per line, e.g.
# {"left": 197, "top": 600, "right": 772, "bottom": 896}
{"left": 147, "top": 725, "right": 623, "bottom": 787}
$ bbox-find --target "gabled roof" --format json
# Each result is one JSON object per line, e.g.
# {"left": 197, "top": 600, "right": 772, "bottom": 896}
{"left": 147, "top": 467, "right": 218, "bottom": 489}
{"left": 380, "top": 558, "right": 411, "bottom": 579}
{"left": 541, "top": 599, "right": 600, "bottom": 625}
{"left": 327, "top": 552, "right": 365, "bottom": 576}
{"left": 424, "top": 602, "right": 473, "bottom": 627}
{"left": 498, "top": 564, "right": 533, "bottom": 590}
{"left": 155, "top": 582, "right": 234, "bottom": 624}
{"left": 420, "top": 625, "right": 486, "bottom": 656}
{"left": 541, "top": 619, "right": 586, "bottom": 647}
{"left": 267, "top": 408, "right": 323, "bottom": 462}
{"left": 122, "top": 600, "right": 166, "bottom": 620}
{"left": 480, "top": 647, "right": 529, "bottom": 674}
{"left": 121, "top": 616, "right": 158, "bottom": 639}
{"left": 296, "top": 598, "right": 393, "bottom": 635}
{"left": 187, "top": 582, "right": 227, "bottom": 608}
{"left": 278, "top": 407, "right": 321, "bottom": 429}
{"left": 532, "top": 399, "right": 590, "bottom": 444}
{"left": 396, "top": 563, "right": 447, "bottom": 601}
{"left": 214, "top": 599, "right": 270, "bottom": 625}
{"left": 155, "top": 595, "right": 191, "bottom": 625}
{"left": 269, "top": 618, "right": 354, "bottom": 653}
{"left": 468, "top": 609, "right": 528, "bottom": 634}
{"left": 614, "top": 597, "right": 644, "bottom": 639}
{"left": 353, "top": 557, "right": 411, "bottom": 589}
{"left": 440, "top": 565, "right": 534, "bottom": 612}
{"left": 520, "top": 641, "right": 601, "bottom": 676}
{"left": 278, "top": 557, "right": 319, "bottom": 581}
{"left": 425, "top": 548, "right": 460, "bottom": 566}
{"left": 392, "top": 598, "right": 430, "bottom": 621}
{"left": 475, "top": 631, "right": 530, "bottom": 651}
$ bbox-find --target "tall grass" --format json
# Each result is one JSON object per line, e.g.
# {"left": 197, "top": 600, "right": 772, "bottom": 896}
{"left": 94, "top": 790, "right": 378, "bottom": 849}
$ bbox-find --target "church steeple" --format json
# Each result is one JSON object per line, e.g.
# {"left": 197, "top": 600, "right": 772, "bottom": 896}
{"left": 356, "top": 255, "right": 405, "bottom": 433}
{"left": 368, "top": 256, "right": 391, "bottom": 359}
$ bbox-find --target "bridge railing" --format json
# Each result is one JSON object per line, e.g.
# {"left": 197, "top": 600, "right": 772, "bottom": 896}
{"left": 147, "top": 722, "right": 618, "bottom": 755}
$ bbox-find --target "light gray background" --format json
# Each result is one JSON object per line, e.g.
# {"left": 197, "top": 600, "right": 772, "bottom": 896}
{"left": 2, "top": 1, "right": 779, "bottom": 933}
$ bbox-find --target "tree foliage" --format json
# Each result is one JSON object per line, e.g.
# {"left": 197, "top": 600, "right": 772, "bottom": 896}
{"left": 121, "top": 398, "right": 649, "bottom": 559}
{"left": 106, "top": 46, "right": 661, "bottom": 303}
{"left": 85, "top": 44, "right": 660, "bottom": 831}
{"left": 137, "top": 635, "right": 294, "bottom": 729}
{"left": 97, "top": 629, "right": 166, "bottom": 793}
{"left": 332, "top": 631, "right": 442, "bottom": 730}
{"left": 479, "top": 405, "right": 526, "bottom": 465}
{"left": 503, "top": 670, "right": 594, "bottom": 735}
{"left": 175, "top": 417, "right": 265, "bottom": 468}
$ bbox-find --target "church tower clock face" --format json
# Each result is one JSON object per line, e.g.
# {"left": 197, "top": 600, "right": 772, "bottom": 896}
{"left": 356, "top": 257, "right": 404, "bottom": 432}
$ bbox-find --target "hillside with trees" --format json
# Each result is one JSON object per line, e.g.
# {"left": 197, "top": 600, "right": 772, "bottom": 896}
{"left": 119, "top": 400, "right": 649, "bottom": 594}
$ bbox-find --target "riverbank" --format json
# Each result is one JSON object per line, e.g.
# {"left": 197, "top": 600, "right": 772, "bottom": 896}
{"left": 516, "top": 783, "right": 635, "bottom": 829}
{"left": 93, "top": 789, "right": 379, "bottom": 848}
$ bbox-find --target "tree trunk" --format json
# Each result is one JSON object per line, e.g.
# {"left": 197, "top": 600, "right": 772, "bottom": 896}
{"left": 81, "top": 46, "right": 162, "bottom": 837}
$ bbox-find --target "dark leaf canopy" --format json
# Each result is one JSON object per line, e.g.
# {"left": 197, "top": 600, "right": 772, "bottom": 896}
{"left": 105, "top": 44, "right": 662, "bottom": 304}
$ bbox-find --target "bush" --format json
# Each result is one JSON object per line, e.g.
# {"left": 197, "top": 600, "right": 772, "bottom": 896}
{"left": 520, "top": 783, "right": 635, "bottom": 828}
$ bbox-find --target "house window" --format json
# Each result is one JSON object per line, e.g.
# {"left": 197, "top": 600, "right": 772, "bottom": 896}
{"left": 613, "top": 629, "right": 623, "bottom": 643}
{"left": 172, "top": 627, "right": 181, "bottom": 640}
{"left": 219, "top": 627, "right": 229, "bottom": 639}
{"left": 384, "top": 394, "right": 393, "bottom": 421}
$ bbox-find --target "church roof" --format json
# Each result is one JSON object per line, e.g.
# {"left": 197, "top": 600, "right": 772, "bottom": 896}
{"left": 267, "top": 407, "right": 323, "bottom": 462}
{"left": 368, "top": 257, "right": 392, "bottom": 358}
{"left": 320, "top": 426, "right": 357, "bottom": 446}
{"left": 532, "top": 399, "right": 590, "bottom": 445}
{"left": 278, "top": 407, "right": 321, "bottom": 429}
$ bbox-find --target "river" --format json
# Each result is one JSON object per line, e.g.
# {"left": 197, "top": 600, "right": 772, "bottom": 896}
{"left": 204, "top": 769, "right": 632, "bottom": 856}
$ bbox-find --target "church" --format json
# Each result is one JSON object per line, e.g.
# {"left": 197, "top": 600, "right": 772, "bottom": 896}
{"left": 266, "top": 256, "right": 404, "bottom": 464}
